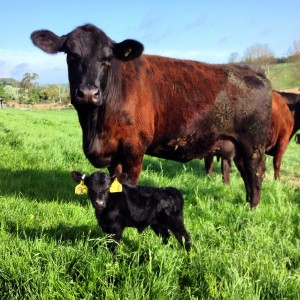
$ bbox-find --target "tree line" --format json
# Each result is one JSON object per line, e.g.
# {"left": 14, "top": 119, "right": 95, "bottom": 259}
{"left": 228, "top": 41, "right": 300, "bottom": 79}
{"left": 228, "top": 40, "right": 300, "bottom": 65}
{"left": 0, "top": 72, "right": 70, "bottom": 105}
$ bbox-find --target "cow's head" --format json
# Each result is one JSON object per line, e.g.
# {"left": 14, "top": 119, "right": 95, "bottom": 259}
{"left": 71, "top": 171, "right": 127, "bottom": 210}
{"left": 31, "top": 24, "right": 144, "bottom": 107}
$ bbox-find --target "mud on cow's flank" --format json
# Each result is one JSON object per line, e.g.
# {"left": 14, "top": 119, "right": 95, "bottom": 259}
{"left": 205, "top": 90, "right": 300, "bottom": 184}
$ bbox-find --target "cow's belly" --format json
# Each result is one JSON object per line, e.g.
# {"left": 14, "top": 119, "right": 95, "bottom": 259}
{"left": 146, "top": 134, "right": 209, "bottom": 162}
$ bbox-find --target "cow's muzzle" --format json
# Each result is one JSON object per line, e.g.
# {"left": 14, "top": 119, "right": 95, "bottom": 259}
{"left": 76, "top": 84, "right": 101, "bottom": 105}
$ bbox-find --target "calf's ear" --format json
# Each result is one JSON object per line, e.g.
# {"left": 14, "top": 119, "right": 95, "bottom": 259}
{"left": 113, "top": 39, "right": 144, "bottom": 61}
{"left": 71, "top": 171, "right": 83, "bottom": 183}
{"left": 31, "top": 30, "right": 66, "bottom": 54}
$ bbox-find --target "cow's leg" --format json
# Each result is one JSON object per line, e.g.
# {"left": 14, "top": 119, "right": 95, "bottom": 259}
{"left": 108, "top": 163, "right": 122, "bottom": 176}
{"left": 233, "top": 155, "right": 251, "bottom": 203}
{"left": 122, "top": 155, "right": 144, "bottom": 185}
{"left": 272, "top": 139, "right": 289, "bottom": 180}
{"left": 241, "top": 147, "right": 266, "bottom": 208}
{"left": 221, "top": 158, "right": 232, "bottom": 185}
{"left": 273, "top": 156, "right": 281, "bottom": 181}
{"left": 204, "top": 155, "right": 214, "bottom": 175}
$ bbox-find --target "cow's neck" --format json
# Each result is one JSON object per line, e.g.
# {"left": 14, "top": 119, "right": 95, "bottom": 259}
{"left": 77, "top": 106, "right": 102, "bottom": 152}
{"left": 76, "top": 59, "right": 124, "bottom": 152}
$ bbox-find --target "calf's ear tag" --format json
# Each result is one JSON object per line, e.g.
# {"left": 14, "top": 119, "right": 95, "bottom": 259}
{"left": 75, "top": 180, "right": 88, "bottom": 195}
{"left": 109, "top": 178, "right": 122, "bottom": 193}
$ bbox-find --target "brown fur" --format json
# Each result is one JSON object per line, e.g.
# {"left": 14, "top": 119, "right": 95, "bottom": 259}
{"left": 31, "top": 24, "right": 272, "bottom": 207}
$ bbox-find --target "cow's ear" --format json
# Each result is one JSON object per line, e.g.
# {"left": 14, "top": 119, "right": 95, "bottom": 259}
{"left": 71, "top": 171, "right": 84, "bottom": 183}
{"left": 113, "top": 39, "right": 144, "bottom": 61}
{"left": 31, "top": 30, "right": 66, "bottom": 54}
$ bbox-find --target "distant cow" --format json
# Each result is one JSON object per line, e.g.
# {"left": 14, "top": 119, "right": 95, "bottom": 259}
{"left": 279, "top": 91, "right": 300, "bottom": 138}
{"left": 205, "top": 90, "right": 298, "bottom": 182}
{"left": 31, "top": 24, "right": 272, "bottom": 207}
{"left": 71, "top": 171, "right": 191, "bottom": 251}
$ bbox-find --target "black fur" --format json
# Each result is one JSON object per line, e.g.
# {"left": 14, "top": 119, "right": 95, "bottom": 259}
{"left": 71, "top": 171, "right": 191, "bottom": 252}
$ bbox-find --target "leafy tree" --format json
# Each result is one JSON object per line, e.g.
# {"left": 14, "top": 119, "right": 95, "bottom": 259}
{"left": 0, "top": 83, "right": 8, "bottom": 100}
{"left": 20, "top": 72, "right": 39, "bottom": 90}
{"left": 42, "top": 84, "right": 70, "bottom": 104}
{"left": 228, "top": 52, "right": 240, "bottom": 63}
{"left": 287, "top": 40, "right": 300, "bottom": 84}
{"left": 3, "top": 85, "right": 19, "bottom": 100}
{"left": 27, "top": 88, "right": 47, "bottom": 104}
{"left": 19, "top": 72, "right": 41, "bottom": 103}
{"left": 241, "top": 43, "right": 275, "bottom": 70}
{"left": 42, "top": 84, "right": 61, "bottom": 102}
{"left": 287, "top": 40, "right": 300, "bottom": 62}
{"left": 0, "top": 78, "right": 20, "bottom": 87}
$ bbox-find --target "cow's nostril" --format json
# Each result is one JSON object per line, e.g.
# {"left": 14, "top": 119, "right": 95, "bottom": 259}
{"left": 76, "top": 84, "right": 100, "bottom": 103}
{"left": 92, "top": 90, "right": 100, "bottom": 100}
{"left": 76, "top": 88, "right": 85, "bottom": 99}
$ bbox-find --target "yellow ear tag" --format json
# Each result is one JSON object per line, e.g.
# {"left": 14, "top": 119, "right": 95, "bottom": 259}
{"left": 124, "top": 48, "right": 132, "bottom": 57}
{"left": 109, "top": 178, "right": 122, "bottom": 193}
{"left": 75, "top": 180, "right": 88, "bottom": 195}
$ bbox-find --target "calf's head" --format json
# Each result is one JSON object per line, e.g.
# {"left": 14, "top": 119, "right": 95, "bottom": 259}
{"left": 31, "top": 24, "right": 144, "bottom": 107}
{"left": 71, "top": 171, "right": 127, "bottom": 209}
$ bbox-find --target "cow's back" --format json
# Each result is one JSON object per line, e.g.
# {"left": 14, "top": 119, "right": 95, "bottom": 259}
{"left": 266, "top": 92, "right": 294, "bottom": 153}
{"left": 131, "top": 57, "right": 272, "bottom": 161}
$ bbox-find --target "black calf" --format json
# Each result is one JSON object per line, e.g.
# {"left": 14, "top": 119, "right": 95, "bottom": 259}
{"left": 71, "top": 171, "right": 191, "bottom": 252}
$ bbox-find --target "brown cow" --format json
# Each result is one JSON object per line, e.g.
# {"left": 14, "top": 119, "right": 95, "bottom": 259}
{"left": 205, "top": 90, "right": 297, "bottom": 182}
{"left": 31, "top": 24, "right": 272, "bottom": 207}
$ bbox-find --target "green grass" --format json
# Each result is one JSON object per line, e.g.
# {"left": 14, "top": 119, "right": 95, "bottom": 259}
{"left": 0, "top": 109, "right": 299, "bottom": 299}
{"left": 268, "top": 62, "right": 300, "bottom": 91}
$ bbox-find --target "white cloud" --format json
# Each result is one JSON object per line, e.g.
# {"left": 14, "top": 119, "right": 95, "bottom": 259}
{"left": 0, "top": 49, "right": 68, "bottom": 84}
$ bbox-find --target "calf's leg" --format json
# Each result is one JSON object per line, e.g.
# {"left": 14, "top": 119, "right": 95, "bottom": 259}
{"left": 168, "top": 219, "right": 191, "bottom": 252}
{"left": 103, "top": 226, "right": 123, "bottom": 252}
{"left": 204, "top": 155, "right": 214, "bottom": 175}
{"left": 151, "top": 224, "right": 171, "bottom": 244}
{"left": 221, "top": 158, "right": 232, "bottom": 185}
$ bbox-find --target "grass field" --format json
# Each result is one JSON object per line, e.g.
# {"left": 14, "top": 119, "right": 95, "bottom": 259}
{"left": 268, "top": 63, "right": 300, "bottom": 91}
{"left": 0, "top": 109, "right": 299, "bottom": 299}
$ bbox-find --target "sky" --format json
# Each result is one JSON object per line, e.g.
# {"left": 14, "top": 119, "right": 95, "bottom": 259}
{"left": 0, "top": 0, "right": 299, "bottom": 84}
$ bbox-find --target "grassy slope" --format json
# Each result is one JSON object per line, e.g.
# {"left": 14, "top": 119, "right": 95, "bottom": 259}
{"left": 0, "top": 109, "right": 299, "bottom": 299}
{"left": 268, "top": 63, "right": 300, "bottom": 91}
